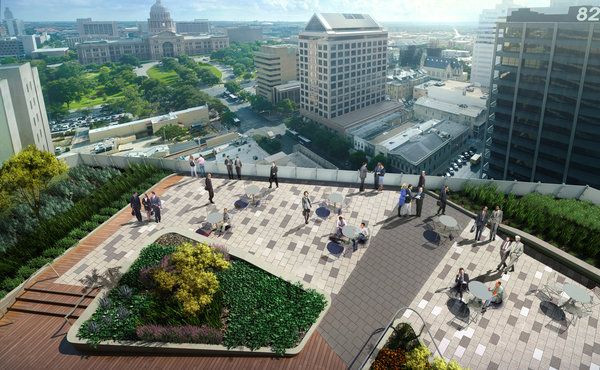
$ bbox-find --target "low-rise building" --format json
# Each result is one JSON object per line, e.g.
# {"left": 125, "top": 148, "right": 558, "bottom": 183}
{"left": 273, "top": 81, "right": 300, "bottom": 104}
{"left": 176, "top": 20, "right": 210, "bottom": 34}
{"left": 0, "top": 35, "right": 36, "bottom": 57}
{"left": 413, "top": 96, "right": 486, "bottom": 139}
{"left": 388, "top": 119, "right": 469, "bottom": 175}
{"left": 348, "top": 111, "right": 409, "bottom": 156}
{"left": 441, "top": 49, "right": 470, "bottom": 59}
{"left": 31, "top": 47, "right": 69, "bottom": 58}
{"left": 421, "top": 56, "right": 467, "bottom": 81}
{"left": 226, "top": 26, "right": 263, "bottom": 43}
{"left": 76, "top": 18, "right": 119, "bottom": 38}
{"left": 89, "top": 105, "right": 209, "bottom": 143}
{"left": 413, "top": 80, "right": 487, "bottom": 108}
{"left": 385, "top": 69, "right": 430, "bottom": 101}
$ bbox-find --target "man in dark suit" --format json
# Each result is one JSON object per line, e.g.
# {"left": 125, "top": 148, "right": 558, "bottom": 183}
{"left": 451, "top": 267, "right": 470, "bottom": 299}
{"left": 418, "top": 171, "right": 426, "bottom": 189}
{"left": 474, "top": 206, "right": 489, "bottom": 241}
{"left": 205, "top": 173, "right": 214, "bottom": 204}
{"left": 436, "top": 186, "right": 449, "bottom": 215}
{"left": 225, "top": 156, "right": 234, "bottom": 179}
{"left": 234, "top": 156, "right": 242, "bottom": 180}
{"left": 269, "top": 162, "right": 279, "bottom": 188}
{"left": 414, "top": 186, "right": 425, "bottom": 217}
{"left": 150, "top": 191, "right": 162, "bottom": 223}
{"left": 130, "top": 191, "right": 142, "bottom": 222}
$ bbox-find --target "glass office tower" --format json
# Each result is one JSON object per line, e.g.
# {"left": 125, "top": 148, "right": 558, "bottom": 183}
{"left": 486, "top": 6, "right": 600, "bottom": 187}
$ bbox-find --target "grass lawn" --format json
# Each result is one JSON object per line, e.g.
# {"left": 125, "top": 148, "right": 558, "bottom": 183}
{"left": 69, "top": 92, "right": 123, "bottom": 110}
{"left": 197, "top": 62, "right": 222, "bottom": 79}
{"left": 147, "top": 66, "right": 180, "bottom": 85}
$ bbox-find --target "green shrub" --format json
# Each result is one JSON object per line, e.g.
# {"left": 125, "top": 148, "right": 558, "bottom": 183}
{"left": 16, "top": 265, "right": 37, "bottom": 279}
{"left": 405, "top": 345, "right": 431, "bottom": 369}
{"left": 68, "top": 228, "right": 87, "bottom": 240}
{"left": 27, "top": 256, "right": 52, "bottom": 269}
{"left": 80, "top": 220, "right": 99, "bottom": 232}
{"left": 91, "top": 214, "right": 110, "bottom": 224}
{"left": 99, "top": 207, "right": 119, "bottom": 216}
{"left": 219, "top": 260, "right": 327, "bottom": 355}
{"left": 1, "top": 277, "right": 23, "bottom": 291}
{"left": 110, "top": 199, "right": 125, "bottom": 209}
{"left": 0, "top": 289, "right": 7, "bottom": 299}
{"left": 55, "top": 237, "right": 77, "bottom": 249}
{"left": 43, "top": 247, "right": 66, "bottom": 258}
{"left": 119, "top": 243, "right": 176, "bottom": 290}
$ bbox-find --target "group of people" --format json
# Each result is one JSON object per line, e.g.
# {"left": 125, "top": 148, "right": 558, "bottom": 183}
{"left": 188, "top": 154, "right": 206, "bottom": 178}
{"left": 472, "top": 205, "right": 504, "bottom": 242}
{"left": 451, "top": 268, "right": 505, "bottom": 312}
{"left": 329, "top": 215, "right": 370, "bottom": 252}
{"left": 130, "top": 191, "right": 162, "bottom": 223}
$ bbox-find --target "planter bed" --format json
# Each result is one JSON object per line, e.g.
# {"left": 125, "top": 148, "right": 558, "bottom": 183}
{"left": 68, "top": 229, "right": 330, "bottom": 356}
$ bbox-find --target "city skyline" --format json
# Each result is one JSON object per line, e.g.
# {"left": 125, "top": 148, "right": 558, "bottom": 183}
{"left": 9, "top": 0, "right": 552, "bottom": 23}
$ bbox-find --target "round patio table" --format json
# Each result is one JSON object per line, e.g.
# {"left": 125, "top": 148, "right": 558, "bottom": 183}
{"left": 469, "top": 281, "right": 493, "bottom": 301}
{"left": 246, "top": 185, "right": 260, "bottom": 205}
{"left": 563, "top": 283, "right": 591, "bottom": 304}
{"left": 206, "top": 212, "right": 222, "bottom": 225}
{"left": 327, "top": 192, "right": 345, "bottom": 210}
{"left": 342, "top": 225, "right": 360, "bottom": 239}
{"left": 439, "top": 215, "right": 458, "bottom": 229}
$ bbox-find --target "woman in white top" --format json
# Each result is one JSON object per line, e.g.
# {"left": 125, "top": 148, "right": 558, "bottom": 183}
{"left": 188, "top": 155, "right": 197, "bottom": 177}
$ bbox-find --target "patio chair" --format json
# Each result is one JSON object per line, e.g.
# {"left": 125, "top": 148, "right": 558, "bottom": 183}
{"left": 540, "top": 271, "right": 564, "bottom": 302}
{"left": 582, "top": 287, "right": 600, "bottom": 313}
{"left": 562, "top": 301, "right": 589, "bottom": 326}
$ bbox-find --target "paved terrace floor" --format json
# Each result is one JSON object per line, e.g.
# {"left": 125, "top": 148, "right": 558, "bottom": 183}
{"left": 1, "top": 174, "right": 600, "bottom": 370}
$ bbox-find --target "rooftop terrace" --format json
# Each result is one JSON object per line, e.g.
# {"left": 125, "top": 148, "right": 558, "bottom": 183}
{"left": 1, "top": 155, "right": 600, "bottom": 369}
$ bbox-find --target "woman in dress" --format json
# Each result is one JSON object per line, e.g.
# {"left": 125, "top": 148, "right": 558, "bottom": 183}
{"left": 142, "top": 193, "right": 152, "bottom": 221}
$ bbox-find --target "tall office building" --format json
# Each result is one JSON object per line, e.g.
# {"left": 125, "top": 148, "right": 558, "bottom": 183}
{"left": 0, "top": 63, "right": 53, "bottom": 154}
{"left": 0, "top": 78, "right": 20, "bottom": 163}
{"left": 176, "top": 20, "right": 210, "bottom": 34}
{"left": 299, "top": 13, "right": 394, "bottom": 133}
{"left": 76, "top": 18, "right": 119, "bottom": 38}
{"left": 255, "top": 44, "right": 298, "bottom": 103}
{"left": 3, "top": 7, "right": 24, "bottom": 36}
{"left": 470, "top": 0, "right": 515, "bottom": 88}
{"left": 487, "top": 5, "right": 600, "bottom": 187}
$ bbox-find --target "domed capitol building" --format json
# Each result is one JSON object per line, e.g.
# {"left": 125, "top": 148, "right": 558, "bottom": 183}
{"left": 76, "top": 0, "right": 228, "bottom": 64}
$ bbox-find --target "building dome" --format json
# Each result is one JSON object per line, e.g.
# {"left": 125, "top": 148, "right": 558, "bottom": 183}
{"left": 148, "top": 0, "right": 175, "bottom": 34}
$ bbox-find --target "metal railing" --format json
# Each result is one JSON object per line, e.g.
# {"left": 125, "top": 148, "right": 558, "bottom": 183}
{"left": 350, "top": 306, "right": 442, "bottom": 370}
{"left": 64, "top": 285, "right": 98, "bottom": 325}
{"left": 61, "top": 152, "right": 600, "bottom": 206}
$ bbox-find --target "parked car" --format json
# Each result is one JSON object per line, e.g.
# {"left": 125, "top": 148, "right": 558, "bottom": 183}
{"left": 445, "top": 172, "right": 452, "bottom": 177}
{"left": 453, "top": 163, "right": 459, "bottom": 170}
{"left": 468, "top": 150, "right": 475, "bottom": 157}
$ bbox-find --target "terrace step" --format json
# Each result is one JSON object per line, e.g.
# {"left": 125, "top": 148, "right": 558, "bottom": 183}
{"left": 16, "top": 291, "right": 94, "bottom": 308}
{"left": 25, "top": 281, "right": 98, "bottom": 298}
{"left": 8, "top": 300, "right": 85, "bottom": 318}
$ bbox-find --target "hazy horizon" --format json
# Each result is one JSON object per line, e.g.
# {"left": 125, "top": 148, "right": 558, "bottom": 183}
{"left": 8, "top": 0, "right": 553, "bottom": 23}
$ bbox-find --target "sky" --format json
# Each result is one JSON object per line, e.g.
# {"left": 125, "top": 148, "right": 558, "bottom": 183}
{"left": 9, "top": 0, "right": 553, "bottom": 22}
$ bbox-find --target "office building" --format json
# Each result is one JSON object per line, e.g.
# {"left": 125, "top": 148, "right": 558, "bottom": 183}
{"left": 0, "top": 63, "right": 53, "bottom": 154}
{"left": 470, "top": 0, "right": 514, "bottom": 88}
{"left": 299, "top": 13, "right": 397, "bottom": 133}
{"left": 385, "top": 68, "right": 429, "bottom": 101}
{"left": 422, "top": 56, "right": 467, "bottom": 81}
{"left": 0, "top": 35, "right": 36, "bottom": 57}
{"left": 76, "top": 18, "right": 119, "bottom": 38}
{"left": 176, "top": 20, "right": 210, "bottom": 34}
{"left": 255, "top": 44, "right": 298, "bottom": 103}
{"left": 441, "top": 49, "right": 470, "bottom": 59}
{"left": 226, "top": 26, "right": 263, "bottom": 43}
{"left": 347, "top": 111, "right": 408, "bottom": 156}
{"left": 3, "top": 8, "right": 23, "bottom": 37}
{"left": 487, "top": 5, "right": 600, "bottom": 187}
{"left": 31, "top": 48, "right": 69, "bottom": 58}
{"left": 148, "top": 0, "right": 175, "bottom": 34}
{"left": 0, "top": 78, "right": 20, "bottom": 163}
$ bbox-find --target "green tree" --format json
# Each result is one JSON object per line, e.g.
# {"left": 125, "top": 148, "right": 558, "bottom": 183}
{"left": 275, "top": 98, "right": 296, "bottom": 113}
{"left": 0, "top": 146, "right": 68, "bottom": 219}
{"left": 197, "top": 68, "right": 220, "bottom": 85}
{"left": 224, "top": 80, "right": 241, "bottom": 94}
{"left": 248, "top": 94, "right": 273, "bottom": 112}
{"left": 110, "top": 85, "right": 156, "bottom": 118}
{"left": 232, "top": 63, "right": 246, "bottom": 76}
{"left": 54, "top": 61, "right": 84, "bottom": 79}
{"left": 119, "top": 54, "right": 141, "bottom": 67}
{"left": 349, "top": 151, "right": 368, "bottom": 170}
{"left": 0, "top": 57, "right": 18, "bottom": 65}
{"left": 242, "top": 71, "right": 253, "bottom": 80}
{"left": 368, "top": 154, "right": 388, "bottom": 170}
{"left": 155, "top": 124, "right": 188, "bottom": 141}
{"left": 45, "top": 76, "right": 89, "bottom": 108}
{"left": 221, "top": 110, "right": 238, "bottom": 126}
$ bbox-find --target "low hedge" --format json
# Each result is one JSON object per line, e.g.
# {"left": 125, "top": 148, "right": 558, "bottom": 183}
{"left": 0, "top": 165, "right": 170, "bottom": 299}
{"left": 455, "top": 183, "right": 600, "bottom": 266}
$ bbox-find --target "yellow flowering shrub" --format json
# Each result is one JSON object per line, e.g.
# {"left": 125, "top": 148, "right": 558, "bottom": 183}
{"left": 152, "top": 242, "right": 230, "bottom": 315}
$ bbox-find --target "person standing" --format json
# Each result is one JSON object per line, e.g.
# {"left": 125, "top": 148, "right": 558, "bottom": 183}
{"left": 398, "top": 184, "right": 407, "bottom": 217}
{"left": 234, "top": 156, "right": 242, "bottom": 180}
{"left": 474, "top": 206, "right": 489, "bottom": 241}
{"left": 436, "top": 186, "right": 449, "bottom": 215}
{"left": 150, "top": 191, "right": 162, "bottom": 223}
{"left": 301, "top": 191, "right": 312, "bottom": 224}
{"left": 358, "top": 162, "right": 368, "bottom": 192}
{"left": 205, "top": 173, "right": 214, "bottom": 204}
{"left": 414, "top": 186, "right": 425, "bottom": 217}
{"left": 142, "top": 193, "right": 152, "bottom": 222}
{"left": 196, "top": 155, "right": 206, "bottom": 177}
{"left": 496, "top": 236, "right": 513, "bottom": 271}
{"left": 188, "top": 155, "right": 197, "bottom": 177}
{"left": 418, "top": 171, "right": 426, "bottom": 189}
{"left": 377, "top": 164, "right": 386, "bottom": 191}
{"left": 130, "top": 191, "right": 142, "bottom": 222}
{"left": 489, "top": 205, "right": 503, "bottom": 242}
{"left": 373, "top": 163, "right": 381, "bottom": 190}
{"left": 225, "top": 156, "right": 234, "bottom": 179}
{"left": 507, "top": 235, "right": 523, "bottom": 272}
{"left": 404, "top": 184, "right": 414, "bottom": 216}
{"left": 269, "top": 162, "right": 279, "bottom": 188}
